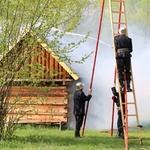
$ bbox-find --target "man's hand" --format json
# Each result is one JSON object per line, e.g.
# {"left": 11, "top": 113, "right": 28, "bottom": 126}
{"left": 88, "top": 89, "right": 92, "bottom": 95}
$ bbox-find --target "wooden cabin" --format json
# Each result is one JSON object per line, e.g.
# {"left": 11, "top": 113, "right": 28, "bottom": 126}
{"left": 0, "top": 31, "right": 79, "bottom": 129}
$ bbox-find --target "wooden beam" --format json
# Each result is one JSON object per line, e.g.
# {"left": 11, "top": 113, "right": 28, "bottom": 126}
{"left": 9, "top": 96, "right": 68, "bottom": 105}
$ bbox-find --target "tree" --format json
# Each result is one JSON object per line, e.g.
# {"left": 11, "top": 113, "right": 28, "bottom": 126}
{"left": 126, "top": 0, "right": 150, "bottom": 33}
{"left": 0, "top": 0, "right": 92, "bottom": 140}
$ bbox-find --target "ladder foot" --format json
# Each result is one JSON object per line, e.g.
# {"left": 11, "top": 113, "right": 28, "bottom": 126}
{"left": 140, "top": 139, "right": 143, "bottom": 145}
{"left": 137, "top": 125, "right": 143, "bottom": 128}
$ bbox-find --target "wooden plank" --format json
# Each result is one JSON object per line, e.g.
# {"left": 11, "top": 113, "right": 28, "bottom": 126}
{"left": 9, "top": 91, "right": 68, "bottom": 97}
{"left": 50, "top": 55, "right": 54, "bottom": 76}
{"left": 62, "top": 69, "right": 67, "bottom": 79}
{"left": 10, "top": 86, "right": 68, "bottom": 97}
{"left": 59, "top": 65, "right": 62, "bottom": 79}
{"left": 8, "top": 105, "right": 67, "bottom": 114}
{"left": 8, "top": 111, "right": 67, "bottom": 116}
{"left": 9, "top": 112, "right": 67, "bottom": 116}
{"left": 9, "top": 112, "right": 67, "bottom": 117}
{"left": 9, "top": 97, "right": 68, "bottom": 105}
{"left": 37, "top": 47, "right": 42, "bottom": 78}
{"left": 11, "top": 79, "right": 72, "bottom": 82}
{"left": 42, "top": 48, "right": 46, "bottom": 79}
{"left": 7, "top": 114, "right": 67, "bottom": 123}
{"left": 17, "top": 120, "right": 67, "bottom": 123}
{"left": 11, "top": 86, "right": 67, "bottom": 90}
{"left": 55, "top": 60, "right": 59, "bottom": 79}
{"left": 31, "top": 50, "right": 35, "bottom": 75}
{"left": 45, "top": 52, "right": 49, "bottom": 78}
{"left": 8, "top": 86, "right": 68, "bottom": 124}
{"left": 9, "top": 104, "right": 67, "bottom": 111}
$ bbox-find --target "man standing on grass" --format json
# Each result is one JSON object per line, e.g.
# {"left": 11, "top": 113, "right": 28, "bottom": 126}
{"left": 111, "top": 86, "right": 125, "bottom": 139}
{"left": 73, "top": 82, "right": 92, "bottom": 137}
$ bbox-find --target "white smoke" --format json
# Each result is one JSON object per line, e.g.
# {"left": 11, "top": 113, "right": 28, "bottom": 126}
{"left": 59, "top": 32, "right": 116, "bottom": 130}
{"left": 53, "top": 7, "right": 150, "bottom": 130}
{"left": 63, "top": 25, "right": 150, "bottom": 130}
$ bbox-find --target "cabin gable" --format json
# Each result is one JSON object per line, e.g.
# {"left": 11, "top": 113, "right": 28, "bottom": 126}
{"left": 0, "top": 31, "right": 79, "bottom": 128}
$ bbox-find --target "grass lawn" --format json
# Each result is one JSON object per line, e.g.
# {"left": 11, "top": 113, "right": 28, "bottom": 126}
{"left": 0, "top": 125, "right": 150, "bottom": 150}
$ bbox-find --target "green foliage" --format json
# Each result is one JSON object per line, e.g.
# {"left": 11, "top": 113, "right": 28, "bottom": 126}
{"left": 135, "top": 0, "right": 150, "bottom": 27}
{"left": 125, "top": 0, "right": 150, "bottom": 31}
{"left": 1, "top": 0, "right": 149, "bottom": 142}
{"left": 0, "top": 0, "right": 92, "bottom": 141}
{"left": 0, "top": 126, "right": 150, "bottom": 150}
{"left": 0, "top": 0, "right": 90, "bottom": 54}
{"left": 93, "top": 0, "right": 150, "bottom": 33}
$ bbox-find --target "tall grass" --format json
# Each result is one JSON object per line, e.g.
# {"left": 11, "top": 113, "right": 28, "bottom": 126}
{"left": 0, "top": 125, "right": 150, "bottom": 150}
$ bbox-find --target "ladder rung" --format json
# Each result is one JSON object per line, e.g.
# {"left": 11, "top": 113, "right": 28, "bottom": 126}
{"left": 122, "top": 102, "right": 135, "bottom": 104}
{"left": 123, "top": 114, "right": 137, "bottom": 117}
{"left": 127, "top": 102, "right": 136, "bottom": 104}
{"left": 111, "top": 0, "right": 124, "bottom": 2}
{"left": 112, "top": 11, "right": 125, "bottom": 14}
{"left": 112, "top": 22, "right": 126, "bottom": 24}
{"left": 128, "top": 126, "right": 139, "bottom": 128}
{"left": 129, "top": 138, "right": 141, "bottom": 141}
{"left": 127, "top": 114, "right": 137, "bottom": 116}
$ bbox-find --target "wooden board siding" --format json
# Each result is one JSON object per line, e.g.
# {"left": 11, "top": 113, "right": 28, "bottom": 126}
{"left": 8, "top": 86, "right": 68, "bottom": 124}
{"left": 10, "top": 86, "right": 68, "bottom": 97}
{"left": 9, "top": 97, "right": 67, "bottom": 105}
{"left": 7, "top": 115, "right": 67, "bottom": 123}
{"left": 15, "top": 43, "right": 71, "bottom": 81}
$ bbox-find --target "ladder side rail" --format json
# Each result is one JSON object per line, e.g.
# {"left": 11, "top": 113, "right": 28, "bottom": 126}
{"left": 110, "top": 96, "right": 115, "bottom": 136}
{"left": 130, "top": 65, "right": 139, "bottom": 124}
{"left": 109, "top": 0, "right": 119, "bottom": 137}
{"left": 122, "top": 0, "right": 128, "bottom": 33}
{"left": 130, "top": 65, "right": 142, "bottom": 142}
{"left": 124, "top": 0, "right": 142, "bottom": 142}
{"left": 109, "top": 0, "right": 126, "bottom": 139}
{"left": 120, "top": 2, "right": 129, "bottom": 149}
{"left": 118, "top": 0, "right": 123, "bottom": 31}
{"left": 124, "top": 71, "right": 129, "bottom": 150}
{"left": 109, "top": 1, "right": 129, "bottom": 150}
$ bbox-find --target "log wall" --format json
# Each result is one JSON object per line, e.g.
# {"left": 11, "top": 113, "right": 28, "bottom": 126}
{"left": 8, "top": 86, "right": 68, "bottom": 126}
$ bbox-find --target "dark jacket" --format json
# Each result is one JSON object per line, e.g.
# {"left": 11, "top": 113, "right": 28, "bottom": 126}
{"left": 114, "top": 34, "right": 133, "bottom": 58}
{"left": 113, "top": 92, "right": 124, "bottom": 107}
{"left": 113, "top": 92, "right": 125, "bottom": 116}
{"left": 73, "top": 89, "right": 92, "bottom": 115}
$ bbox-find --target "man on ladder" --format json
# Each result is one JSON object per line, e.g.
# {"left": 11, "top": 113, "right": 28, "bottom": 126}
{"left": 114, "top": 27, "right": 133, "bottom": 92}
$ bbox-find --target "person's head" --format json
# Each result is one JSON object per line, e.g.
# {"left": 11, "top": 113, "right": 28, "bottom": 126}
{"left": 119, "top": 27, "right": 127, "bottom": 35}
{"left": 76, "top": 82, "right": 84, "bottom": 90}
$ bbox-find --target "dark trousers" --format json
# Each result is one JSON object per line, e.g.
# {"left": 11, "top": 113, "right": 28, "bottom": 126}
{"left": 116, "top": 57, "right": 131, "bottom": 86}
{"left": 75, "top": 115, "right": 84, "bottom": 131}
{"left": 117, "top": 110, "right": 124, "bottom": 135}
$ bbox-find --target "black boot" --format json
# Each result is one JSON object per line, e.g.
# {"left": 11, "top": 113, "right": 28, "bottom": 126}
{"left": 75, "top": 130, "right": 80, "bottom": 137}
{"left": 119, "top": 132, "right": 124, "bottom": 139}
{"left": 119, "top": 80, "right": 124, "bottom": 92}
{"left": 127, "top": 80, "right": 132, "bottom": 92}
{"left": 115, "top": 132, "right": 124, "bottom": 139}
{"left": 115, "top": 132, "right": 121, "bottom": 138}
